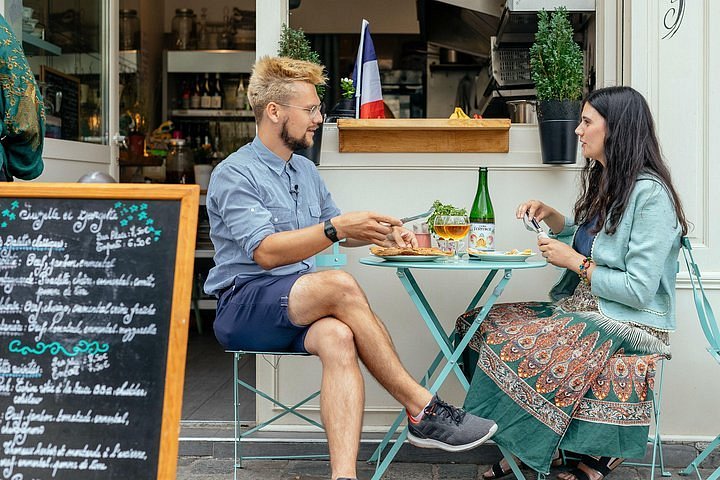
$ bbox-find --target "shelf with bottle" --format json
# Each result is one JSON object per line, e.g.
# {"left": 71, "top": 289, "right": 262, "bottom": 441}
{"left": 169, "top": 119, "right": 254, "bottom": 169}
{"left": 171, "top": 72, "right": 252, "bottom": 117}
{"left": 171, "top": 109, "right": 254, "bottom": 118}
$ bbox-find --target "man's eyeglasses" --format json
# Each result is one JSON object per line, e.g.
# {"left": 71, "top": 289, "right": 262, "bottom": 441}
{"left": 276, "top": 103, "right": 324, "bottom": 119}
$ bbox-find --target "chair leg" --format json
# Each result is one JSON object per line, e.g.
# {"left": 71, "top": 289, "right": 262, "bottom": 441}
{"left": 233, "top": 352, "right": 241, "bottom": 477}
{"left": 231, "top": 352, "right": 329, "bottom": 464}
{"left": 191, "top": 274, "right": 203, "bottom": 334}
{"left": 498, "top": 445, "right": 530, "bottom": 480}
{"left": 650, "top": 361, "right": 671, "bottom": 478}
{"left": 622, "top": 359, "right": 671, "bottom": 478}
{"left": 680, "top": 434, "right": 720, "bottom": 479}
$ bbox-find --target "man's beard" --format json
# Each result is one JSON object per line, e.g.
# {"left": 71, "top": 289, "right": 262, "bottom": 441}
{"left": 281, "top": 118, "right": 312, "bottom": 151}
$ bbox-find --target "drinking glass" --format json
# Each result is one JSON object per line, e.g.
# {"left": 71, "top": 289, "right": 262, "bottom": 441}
{"left": 435, "top": 215, "right": 470, "bottom": 263}
{"left": 433, "top": 215, "right": 449, "bottom": 257}
{"left": 442, "top": 215, "right": 470, "bottom": 263}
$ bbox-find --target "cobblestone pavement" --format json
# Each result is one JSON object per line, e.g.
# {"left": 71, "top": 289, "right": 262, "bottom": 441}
{"left": 177, "top": 456, "right": 716, "bottom": 479}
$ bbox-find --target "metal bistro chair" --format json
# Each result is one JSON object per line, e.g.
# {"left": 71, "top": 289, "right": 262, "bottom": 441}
{"left": 679, "top": 237, "right": 720, "bottom": 480}
{"left": 230, "top": 243, "right": 346, "bottom": 477}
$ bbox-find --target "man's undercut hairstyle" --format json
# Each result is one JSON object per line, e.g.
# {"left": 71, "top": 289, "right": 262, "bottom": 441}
{"left": 247, "top": 56, "right": 327, "bottom": 123}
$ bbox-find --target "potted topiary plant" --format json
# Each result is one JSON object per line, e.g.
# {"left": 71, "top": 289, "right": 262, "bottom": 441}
{"left": 530, "top": 7, "right": 584, "bottom": 164}
{"left": 277, "top": 24, "right": 326, "bottom": 164}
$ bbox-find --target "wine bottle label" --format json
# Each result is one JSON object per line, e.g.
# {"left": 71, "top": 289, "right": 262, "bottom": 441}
{"left": 469, "top": 222, "right": 495, "bottom": 251}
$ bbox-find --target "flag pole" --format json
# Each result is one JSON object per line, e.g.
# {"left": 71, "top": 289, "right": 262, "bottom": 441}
{"left": 354, "top": 19, "right": 369, "bottom": 119}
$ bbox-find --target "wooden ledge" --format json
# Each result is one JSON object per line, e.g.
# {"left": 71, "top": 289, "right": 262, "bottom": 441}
{"left": 336, "top": 118, "right": 510, "bottom": 153}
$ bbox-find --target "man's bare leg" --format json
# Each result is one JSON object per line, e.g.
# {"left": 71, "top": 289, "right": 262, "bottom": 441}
{"left": 304, "top": 317, "right": 364, "bottom": 480}
{"left": 289, "top": 270, "right": 432, "bottom": 416}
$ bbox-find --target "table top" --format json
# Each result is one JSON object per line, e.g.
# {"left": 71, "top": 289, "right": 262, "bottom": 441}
{"left": 359, "top": 256, "right": 547, "bottom": 270}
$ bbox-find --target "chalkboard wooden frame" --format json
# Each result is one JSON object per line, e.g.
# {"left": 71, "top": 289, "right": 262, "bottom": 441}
{"left": 0, "top": 182, "right": 199, "bottom": 480}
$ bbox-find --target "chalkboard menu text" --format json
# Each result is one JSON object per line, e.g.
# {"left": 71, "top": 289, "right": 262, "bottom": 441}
{"left": 0, "top": 183, "right": 199, "bottom": 480}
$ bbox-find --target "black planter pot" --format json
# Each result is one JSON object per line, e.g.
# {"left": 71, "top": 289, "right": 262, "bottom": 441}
{"left": 294, "top": 123, "right": 323, "bottom": 166}
{"left": 537, "top": 100, "right": 581, "bottom": 165}
{"left": 325, "top": 98, "right": 356, "bottom": 122}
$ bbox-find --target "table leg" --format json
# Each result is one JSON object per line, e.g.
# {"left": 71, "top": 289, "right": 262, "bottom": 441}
{"left": 426, "top": 270, "right": 512, "bottom": 394}
{"left": 369, "top": 268, "right": 513, "bottom": 478}
{"left": 396, "top": 268, "right": 473, "bottom": 388}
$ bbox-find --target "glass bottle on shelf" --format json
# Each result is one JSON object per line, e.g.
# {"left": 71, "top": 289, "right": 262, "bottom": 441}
{"left": 190, "top": 75, "right": 201, "bottom": 109}
{"left": 212, "top": 74, "right": 223, "bottom": 109}
{"left": 197, "top": 8, "right": 209, "bottom": 50}
{"left": 171, "top": 8, "right": 195, "bottom": 50}
{"left": 180, "top": 81, "right": 191, "bottom": 109}
{"left": 218, "top": 6, "right": 233, "bottom": 49}
{"left": 236, "top": 79, "right": 248, "bottom": 110}
{"left": 166, "top": 139, "right": 194, "bottom": 184}
{"left": 200, "top": 73, "right": 212, "bottom": 109}
{"left": 119, "top": 9, "right": 139, "bottom": 50}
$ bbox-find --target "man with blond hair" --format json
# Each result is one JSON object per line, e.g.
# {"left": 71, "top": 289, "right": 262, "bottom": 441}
{"left": 204, "top": 56, "right": 497, "bottom": 480}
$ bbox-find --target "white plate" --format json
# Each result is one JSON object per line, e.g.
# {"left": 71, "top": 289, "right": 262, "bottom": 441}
{"left": 373, "top": 255, "right": 446, "bottom": 262}
{"left": 468, "top": 250, "right": 536, "bottom": 262}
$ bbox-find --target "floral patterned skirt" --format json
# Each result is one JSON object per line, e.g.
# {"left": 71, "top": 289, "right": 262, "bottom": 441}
{"left": 456, "top": 291, "right": 669, "bottom": 474}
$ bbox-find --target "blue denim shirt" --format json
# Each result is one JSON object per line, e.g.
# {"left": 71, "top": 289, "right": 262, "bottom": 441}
{"left": 203, "top": 137, "right": 341, "bottom": 296}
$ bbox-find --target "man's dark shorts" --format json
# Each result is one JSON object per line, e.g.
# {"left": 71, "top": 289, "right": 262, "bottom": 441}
{"left": 213, "top": 273, "right": 309, "bottom": 353}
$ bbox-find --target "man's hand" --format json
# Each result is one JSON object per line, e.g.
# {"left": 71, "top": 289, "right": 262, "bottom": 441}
{"left": 333, "top": 211, "right": 403, "bottom": 245}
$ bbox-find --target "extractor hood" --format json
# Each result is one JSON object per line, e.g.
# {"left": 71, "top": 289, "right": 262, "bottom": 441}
{"left": 421, "top": 0, "right": 595, "bottom": 58}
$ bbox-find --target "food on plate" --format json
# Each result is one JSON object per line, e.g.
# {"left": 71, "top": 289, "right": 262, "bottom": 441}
{"left": 467, "top": 248, "right": 534, "bottom": 256}
{"left": 370, "top": 246, "right": 451, "bottom": 257}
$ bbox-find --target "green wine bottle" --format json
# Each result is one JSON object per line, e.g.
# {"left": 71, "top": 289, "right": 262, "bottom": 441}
{"left": 469, "top": 167, "right": 495, "bottom": 251}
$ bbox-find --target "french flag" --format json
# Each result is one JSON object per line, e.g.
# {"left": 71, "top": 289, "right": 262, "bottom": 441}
{"left": 351, "top": 20, "right": 385, "bottom": 119}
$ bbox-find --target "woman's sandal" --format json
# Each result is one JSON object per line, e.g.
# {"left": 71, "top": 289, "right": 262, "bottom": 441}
{"left": 483, "top": 453, "right": 565, "bottom": 479}
{"left": 483, "top": 461, "right": 513, "bottom": 479}
{"left": 558, "top": 455, "right": 624, "bottom": 480}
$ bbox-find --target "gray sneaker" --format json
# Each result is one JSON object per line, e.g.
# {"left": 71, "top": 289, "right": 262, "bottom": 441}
{"left": 407, "top": 395, "right": 497, "bottom": 452}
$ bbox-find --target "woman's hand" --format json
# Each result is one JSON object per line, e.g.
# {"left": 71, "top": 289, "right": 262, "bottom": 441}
{"left": 516, "top": 200, "right": 565, "bottom": 235}
{"left": 537, "top": 236, "right": 585, "bottom": 270}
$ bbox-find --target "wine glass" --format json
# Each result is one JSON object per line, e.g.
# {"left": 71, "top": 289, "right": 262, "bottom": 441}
{"left": 433, "top": 215, "right": 450, "bottom": 258}
{"left": 436, "top": 215, "right": 470, "bottom": 263}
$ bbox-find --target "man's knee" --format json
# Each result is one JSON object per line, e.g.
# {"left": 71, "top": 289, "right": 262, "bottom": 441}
{"left": 318, "top": 270, "right": 365, "bottom": 302}
{"left": 311, "top": 320, "right": 357, "bottom": 359}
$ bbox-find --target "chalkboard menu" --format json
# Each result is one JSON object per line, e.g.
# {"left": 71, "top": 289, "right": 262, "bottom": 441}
{"left": 40, "top": 66, "right": 80, "bottom": 141}
{"left": 0, "top": 183, "right": 199, "bottom": 480}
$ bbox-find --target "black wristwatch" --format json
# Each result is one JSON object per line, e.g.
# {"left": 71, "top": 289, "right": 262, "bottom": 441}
{"left": 323, "top": 219, "right": 339, "bottom": 243}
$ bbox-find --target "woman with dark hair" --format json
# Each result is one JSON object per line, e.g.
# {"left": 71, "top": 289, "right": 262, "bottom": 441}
{"left": 457, "top": 86, "right": 688, "bottom": 480}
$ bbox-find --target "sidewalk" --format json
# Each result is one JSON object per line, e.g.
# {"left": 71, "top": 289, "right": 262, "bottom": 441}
{"left": 176, "top": 425, "right": 718, "bottom": 479}
{"left": 176, "top": 457, "right": 717, "bottom": 479}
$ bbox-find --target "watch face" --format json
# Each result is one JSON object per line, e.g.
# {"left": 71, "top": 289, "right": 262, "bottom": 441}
{"left": 324, "top": 220, "right": 338, "bottom": 242}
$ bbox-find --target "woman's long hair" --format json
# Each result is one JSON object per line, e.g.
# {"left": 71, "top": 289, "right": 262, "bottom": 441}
{"left": 574, "top": 86, "right": 688, "bottom": 236}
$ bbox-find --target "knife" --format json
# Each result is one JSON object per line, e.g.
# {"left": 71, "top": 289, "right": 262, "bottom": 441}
{"left": 400, "top": 208, "right": 433, "bottom": 224}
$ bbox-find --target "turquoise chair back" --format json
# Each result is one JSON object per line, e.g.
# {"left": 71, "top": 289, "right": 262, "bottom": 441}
{"left": 679, "top": 237, "right": 720, "bottom": 480}
{"left": 315, "top": 241, "right": 347, "bottom": 269}
{"left": 681, "top": 237, "right": 720, "bottom": 364}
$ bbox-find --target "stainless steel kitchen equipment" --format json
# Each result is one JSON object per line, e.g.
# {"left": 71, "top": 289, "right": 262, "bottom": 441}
{"left": 506, "top": 99, "right": 537, "bottom": 123}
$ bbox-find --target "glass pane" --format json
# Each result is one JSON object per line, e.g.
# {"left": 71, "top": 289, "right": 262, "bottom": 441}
{"left": 22, "top": 0, "right": 105, "bottom": 144}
